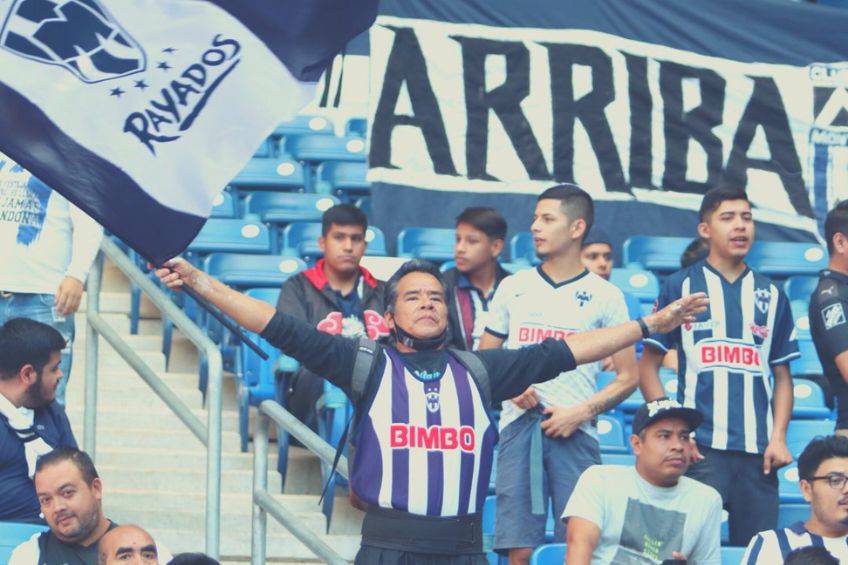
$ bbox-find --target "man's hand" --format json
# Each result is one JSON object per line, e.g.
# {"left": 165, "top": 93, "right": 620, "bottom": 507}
{"left": 541, "top": 404, "right": 589, "bottom": 438}
{"left": 154, "top": 258, "right": 201, "bottom": 291}
{"left": 645, "top": 293, "right": 709, "bottom": 335}
{"left": 671, "top": 551, "right": 687, "bottom": 562}
{"left": 763, "top": 440, "right": 793, "bottom": 475}
{"left": 55, "top": 276, "right": 84, "bottom": 315}
{"left": 511, "top": 387, "right": 539, "bottom": 410}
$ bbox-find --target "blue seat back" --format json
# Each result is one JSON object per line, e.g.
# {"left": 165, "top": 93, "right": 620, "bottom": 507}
{"left": 789, "top": 299, "right": 811, "bottom": 341}
{"left": 597, "top": 415, "right": 628, "bottom": 454}
{"left": 600, "top": 452, "right": 636, "bottom": 466}
{"left": 786, "top": 419, "right": 835, "bottom": 457}
{"left": 282, "top": 222, "right": 387, "bottom": 260}
{"left": 530, "top": 543, "right": 566, "bottom": 565}
{"left": 747, "top": 242, "right": 826, "bottom": 277}
{"left": 229, "top": 157, "right": 305, "bottom": 191}
{"left": 210, "top": 191, "right": 237, "bottom": 218}
{"left": 244, "top": 192, "right": 339, "bottom": 224}
{"left": 186, "top": 219, "right": 271, "bottom": 255}
{"left": 784, "top": 275, "right": 819, "bottom": 303}
{"left": 0, "top": 522, "right": 48, "bottom": 564}
{"left": 622, "top": 236, "right": 691, "bottom": 272}
{"left": 792, "top": 378, "right": 830, "bottom": 419}
{"left": 510, "top": 231, "right": 540, "bottom": 265}
{"left": 790, "top": 338, "right": 823, "bottom": 378}
{"left": 346, "top": 117, "right": 368, "bottom": 138}
{"left": 284, "top": 134, "right": 367, "bottom": 163}
{"left": 778, "top": 462, "right": 804, "bottom": 503}
{"left": 720, "top": 546, "right": 746, "bottom": 565}
{"left": 273, "top": 115, "right": 335, "bottom": 137}
{"left": 609, "top": 268, "right": 659, "bottom": 303}
{"left": 204, "top": 254, "right": 306, "bottom": 289}
{"left": 241, "top": 288, "right": 299, "bottom": 388}
{"left": 778, "top": 503, "right": 810, "bottom": 528}
{"left": 317, "top": 161, "right": 371, "bottom": 195}
{"left": 397, "top": 227, "right": 455, "bottom": 262}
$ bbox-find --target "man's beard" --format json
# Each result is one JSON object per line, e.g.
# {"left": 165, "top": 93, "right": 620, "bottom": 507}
{"left": 22, "top": 372, "right": 51, "bottom": 408}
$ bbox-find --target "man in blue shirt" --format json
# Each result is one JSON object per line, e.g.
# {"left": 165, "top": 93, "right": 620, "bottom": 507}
{"left": 0, "top": 318, "right": 76, "bottom": 522}
{"left": 639, "top": 186, "right": 799, "bottom": 546}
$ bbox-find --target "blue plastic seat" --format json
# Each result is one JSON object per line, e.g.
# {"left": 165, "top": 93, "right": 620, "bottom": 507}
{"left": 273, "top": 115, "right": 335, "bottom": 138}
{"left": 530, "top": 543, "right": 566, "bottom": 565}
{"left": 316, "top": 161, "right": 371, "bottom": 201}
{"left": 229, "top": 157, "right": 305, "bottom": 193}
{"left": 790, "top": 338, "right": 823, "bottom": 378}
{"left": 397, "top": 227, "right": 455, "bottom": 262}
{"left": 790, "top": 300, "right": 812, "bottom": 341}
{"left": 185, "top": 219, "right": 271, "bottom": 256}
{"left": 747, "top": 242, "right": 826, "bottom": 278}
{"left": 510, "top": 231, "right": 541, "bottom": 265}
{"left": 786, "top": 419, "right": 835, "bottom": 457}
{"left": 784, "top": 276, "right": 819, "bottom": 303}
{"left": 622, "top": 236, "right": 692, "bottom": 273}
{"left": 777, "top": 504, "right": 809, "bottom": 528}
{"left": 600, "top": 452, "right": 636, "bottom": 466}
{"left": 346, "top": 117, "right": 368, "bottom": 138}
{"left": 281, "top": 222, "right": 387, "bottom": 263}
{"left": 204, "top": 253, "right": 306, "bottom": 290}
{"left": 244, "top": 193, "right": 339, "bottom": 225}
{"left": 720, "top": 546, "right": 747, "bottom": 565}
{"left": 210, "top": 190, "right": 237, "bottom": 218}
{"left": 284, "top": 134, "right": 367, "bottom": 164}
{"left": 609, "top": 268, "right": 659, "bottom": 303}
{"left": 0, "top": 522, "right": 48, "bottom": 564}
{"left": 792, "top": 378, "right": 830, "bottom": 420}
{"left": 778, "top": 462, "right": 804, "bottom": 503}
{"left": 598, "top": 414, "right": 628, "bottom": 454}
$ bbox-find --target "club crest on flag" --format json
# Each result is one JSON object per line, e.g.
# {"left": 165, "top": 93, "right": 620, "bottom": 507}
{"left": 0, "top": 0, "right": 146, "bottom": 83}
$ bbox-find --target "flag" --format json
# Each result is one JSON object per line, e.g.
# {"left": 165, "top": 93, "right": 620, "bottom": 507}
{"left": 367, "top": 0, "right": 848, "bottom": 254}
{"left": 0, "top": 0, "right": 377, "bottom": 264}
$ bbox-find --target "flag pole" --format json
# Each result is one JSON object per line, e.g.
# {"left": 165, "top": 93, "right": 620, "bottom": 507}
{"left": 182, "top": 285, "right": 270, "bottom": 360}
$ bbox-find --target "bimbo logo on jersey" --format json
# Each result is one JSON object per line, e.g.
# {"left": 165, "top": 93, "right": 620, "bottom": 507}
{"left": 517, "top": 325, "right": 575, "bottom": 344}
{"left": 0, "top": 0, "right": 146, "bottom": 83}
{"left": 390, "top": 424, "right": 475, "bottom": 452}
{"left": 696, "top": 338, "right": 763, "bottom": 372}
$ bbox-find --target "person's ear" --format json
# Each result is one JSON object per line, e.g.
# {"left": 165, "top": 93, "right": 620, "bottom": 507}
{"left": 630, "top": 434, "right": 642, "bottom": 455}
{"left": 19, "top": 364, "right": 38, "bottom": 386}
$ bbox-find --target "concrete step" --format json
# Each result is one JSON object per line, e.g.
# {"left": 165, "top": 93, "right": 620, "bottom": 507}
{"left": 109, "top": 507, "right": 329, "bottom": 537}
{"left": 91, "top": 447, "right": 274, "bottom": 473}
{"left": 66, "top": 407, "right": 241, "bottom": 433}
{"left": 72, "top": 426, "right": 243, "bottom": 452}
{"left": 97, "top": 466, "right": 256, "bottom": 493}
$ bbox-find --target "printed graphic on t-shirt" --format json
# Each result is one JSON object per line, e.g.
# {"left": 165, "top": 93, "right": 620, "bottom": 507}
{"left": 0, "top": 159, "right": 52, "bottom": 245}
{"left": 613, "top": 498, "right": 686, "bottom": 564}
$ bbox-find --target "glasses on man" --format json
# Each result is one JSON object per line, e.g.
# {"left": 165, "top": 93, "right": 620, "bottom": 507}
{"left": 807, "top": 473, "right": 848, "bottom": 490}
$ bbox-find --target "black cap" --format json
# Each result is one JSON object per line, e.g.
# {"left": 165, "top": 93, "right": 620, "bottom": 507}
{"left": 632, "top": 398, "right": 703, "bottom": 436}
{"left": 582, "top": 227, "right": 611, "bottom": 248}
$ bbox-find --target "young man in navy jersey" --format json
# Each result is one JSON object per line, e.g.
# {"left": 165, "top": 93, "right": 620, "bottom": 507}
{"left": 156, "top": 256, "right": 705, "bottom": 564}
{"left": 639, "top": 186, "right": 799, "bottom": 546}
{"left": 742, "top": 435, "right": 848, "bottom": 563}
{"left": 480, "top": 185, "right": 640, "bottom": 565}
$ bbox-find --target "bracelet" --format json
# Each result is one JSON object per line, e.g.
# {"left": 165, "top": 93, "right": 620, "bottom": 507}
{"left": 637, "top": 317, "right": 651, "bottom": 339}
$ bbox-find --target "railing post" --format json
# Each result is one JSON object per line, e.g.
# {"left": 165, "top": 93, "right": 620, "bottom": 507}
{"left": 83, "top": 251, "right": 103, "bottom": 460}
{"left": 205, "top": 351, "right": 223, "bottom": 559}
{"left": 252, "top": 408, "right": 269, "bottom": 565}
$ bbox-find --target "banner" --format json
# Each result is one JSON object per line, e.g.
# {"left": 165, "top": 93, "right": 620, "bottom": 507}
{"left": 367, "top": 0, "right": 848, "bottom": 256}
{"left": 0, "top": 0, "right": 376, "bottom": 263}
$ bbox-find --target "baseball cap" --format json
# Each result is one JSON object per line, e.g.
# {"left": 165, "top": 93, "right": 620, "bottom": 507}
{"left": 631, "top": 398, "right": 703, "bottom": 436}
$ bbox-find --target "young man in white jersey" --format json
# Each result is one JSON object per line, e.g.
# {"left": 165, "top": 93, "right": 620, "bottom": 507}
{"left": 479, "top": 184, "right": 638, "bottom": 565}
{"left": 743, "top": 435, "right": 848, "bottom": 563}
{"left": 639, "top": 185, "right": 798, "bottom": 546}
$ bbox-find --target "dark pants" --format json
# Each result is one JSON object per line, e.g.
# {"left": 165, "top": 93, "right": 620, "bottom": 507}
{"left": 355, "top": 547, "right": 488, "bottom": 565}
{"left": 685, "top": 445, "right": 778, "bottom": 546}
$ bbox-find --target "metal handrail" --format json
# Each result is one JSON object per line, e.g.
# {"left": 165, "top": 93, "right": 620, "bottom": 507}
{"left": 84, "top": 237, "right": 223, "bottom": 558}
{"left": 251, "top": 400, "right": 349, "bottom": 565}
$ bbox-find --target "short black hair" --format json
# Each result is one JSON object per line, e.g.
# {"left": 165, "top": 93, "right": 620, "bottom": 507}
{"left": 824, "top": 201, "right": 848, "bottom": 254}
{"left": 698, "top": 185, "right": 750, "bottom": 222}
{"left": 384, "top": 259, "right": 446, "bottom": 315}
{"left": 35, "top": 448, "right": 99, "bottom": 486}
{"left": 798, "top": 435, "right": 848, "bottom": 481}
{"left": 680, "top": 238, "right": 710, "bottom": 268}
{"left": 784, "top": 545, "right": 839, "bottom": 565}
{"left": 537, "top": 184, "right": 594, "bottom": 237}
{"left": 321, "top": 204, "right": 368, "bottom": 236}
{"left": 167, "top": 553, "right": 221, "bottom": 565}
{"left": 0, "top": 318, "right": 66, "bottom": 380}
{"left": 456, "top": 207, "right": 507, "bottom": 241}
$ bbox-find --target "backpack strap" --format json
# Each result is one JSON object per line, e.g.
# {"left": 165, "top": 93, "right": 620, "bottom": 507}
{"left": 350, "top": 337, "right": 379, "bottom": 404}
{"left": 448, "top": 348, "right": 491, "bottom": 407}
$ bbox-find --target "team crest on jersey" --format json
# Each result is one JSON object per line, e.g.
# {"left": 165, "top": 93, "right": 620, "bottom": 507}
{"left": 575, "top": 290, "right": 592, "bottom": 307}
{"left": 0, "top": 0, "right": 146, "bottom": 83}
{"left": 823, "top": 303, "right": 847, "bottom": 330}
{"left": 754, "top": 288, "right": 772, "bottom": 314}
{"left": 425, "top": 390, "right": 440, "bottom": 413}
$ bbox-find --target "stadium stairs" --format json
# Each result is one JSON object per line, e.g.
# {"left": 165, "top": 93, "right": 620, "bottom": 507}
{"left": 68, "top": 257, "right": 363, "bottom": 563}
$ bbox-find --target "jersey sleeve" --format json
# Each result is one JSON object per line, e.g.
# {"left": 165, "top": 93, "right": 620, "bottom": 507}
{"left": 561, "top": 465, "right": 605, "bottom": 527}
{"left": 476, "top": 338, "right": 576, "bottom": 403}
{"left": 604, "top": 286, "right": 631, "bottom": 327}
{"left": 643, "top": 277, "right": 682, "bottom": 353}
{"left": 811, "top": 289, "right": 848, "bottom": 360}
{"left": 483, "top": 275, "right": 512, "bottom": 339}
{"left": 769, "top": 288, "right": 801, "bottom": 366}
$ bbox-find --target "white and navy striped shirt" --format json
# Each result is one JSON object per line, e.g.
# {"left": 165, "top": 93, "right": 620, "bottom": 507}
{"left": 743, "top": 521, "right": 848, "bottom": 563}
{"left": 645, "top": 260, "right": 799, "bottom": 454}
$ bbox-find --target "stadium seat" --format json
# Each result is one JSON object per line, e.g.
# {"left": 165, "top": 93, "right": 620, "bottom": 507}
{"left": 510, "top": 231, "right": 541, "bottom": 265}
{"left": 210, "top": 190, "right": 237, "bottom": 218}
{"left": 784, "top": 275, "right": 818, "bottom": 303}
{"left": 529, "top": 543, "right": 565, "bottom": 565}
{"left": 316, "top": 380, "right": 353, "bottom": 529}
{"left": 204, "top": 253, "right": 307, "bottom": 290}
{"left": 0, "top": 522, "right": 48, "bottom": 565}
{"left": 600, "top": 452, "right": 636, "bottom": 466}
{"left": 482, "top": 496, "right": 501, "bottom": 564}
{"left": 777, "top": 503, "right": 809, "bottom": 528}
{"left": 598, "top": 414, "right": 629, "bottom": 454}
{"left": 786, "top": 419, "right": 834, "bottom": 457}
{"left": 272, "top": 114, "right": 335, "bottom": 137}
{"left": 720, "top": 546, "right": 746, "bottom": 565}
{"left": 597, "top": 372, "right": 644, "bottom": 416}
{"left": 792, "top": 378, "right": 830, "bottom": 420}
{"left": 228, "top": 157, "right": 306, "bottom": 193}
{"left": 316, "top": 161, "right": 371, "bottom": 201}
{"left": 346, "top": 117, "right": 368, "bottom": 138}
{"left": 778, "top": 462, "right": 804, "bottom": 504}
{"left": 281, "top": 222, "right": 387, "bottom": 263}
{"left": 622, "top": 236, "right": 691, "bottom": 273}
{"left": 747, "top": 242, "right": 827, "bottom": 278}
{"left": 185, "top": 219, "right": 271, "bottom": 256}
{"left": 790, "top": 338, "right": 823, "bottom": 378}
{"left": 609, "top": 267, "right": 659, "bottom": 303}
{"left": 284, "top": 134, "right": 367, "bottom": 164}
{"left": 397, "top": 227, "right": 456, "bottom": 262}
{"left": 789, "top": 299, "right": 812, "bottom": 341}
{"left": 244, "top": 192, "right": 339, "bottom": 224}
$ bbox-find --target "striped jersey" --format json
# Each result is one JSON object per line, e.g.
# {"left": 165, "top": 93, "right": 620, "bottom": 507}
{"left": 645, "top": 260, "right": 799, "bottom": 454}
{"left": 351, "top": 348, "right": 496, "bottom": 516}
{"left": 742, "top": 521, "right": 848, "bottom": 563}
{"left": 485, "top": 267, "right": 630, "bottom": 435}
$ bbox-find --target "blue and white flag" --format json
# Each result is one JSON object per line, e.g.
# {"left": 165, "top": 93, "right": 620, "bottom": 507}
{"left": 0, "top": 0, "right": 376, "bottom": 263}
{"left": 367, "top": 0, "right": 848, "bottom": 254}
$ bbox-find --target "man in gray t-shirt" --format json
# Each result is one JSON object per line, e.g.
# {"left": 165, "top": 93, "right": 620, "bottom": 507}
{"left": 563, "top": 399, "right": 722, "bottom": 564}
